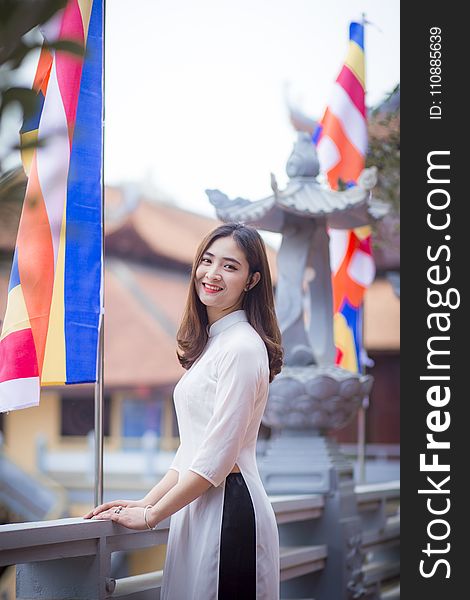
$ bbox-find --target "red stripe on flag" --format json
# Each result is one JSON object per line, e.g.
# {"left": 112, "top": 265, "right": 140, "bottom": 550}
{"left": 320, "top": 109, "right": 364, "bottom": 187}
{"left": 332, "top": 231, "right": 369, "bottom": 312}
{"left": 0, "top": 329, "right": 39, "bottom": 383}
{"left": 56, "top": 0, "right": 85, "bottom": 132}
{"left": 358, "top": 235, "right": 372, "bottom": 253}
{"left": 336, "top": 65, "right": 365, "bottom": 116}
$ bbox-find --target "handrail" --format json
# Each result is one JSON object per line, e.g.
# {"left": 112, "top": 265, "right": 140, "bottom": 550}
{"left": 269, "top": 493, "right": 325, "bottom": 523}
{"left": 340, "top": 443, "right": 400, "bottom": 458}
{"left": 0, "top": 494, "right": 324, "bottom": 568}
{"left": 355, "top": 480, "right": 400, "bottom": 499}
{"left": 0, "top": 517, "right": 170, "bottom": 568}
{"left": 111, "top": 570, "right": 163, "bottom": 597}
{"left": 0, "top": 485, "right": 399, "bottom": 599}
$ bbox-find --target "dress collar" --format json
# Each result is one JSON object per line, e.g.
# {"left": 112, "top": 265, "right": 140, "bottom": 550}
{"left": 207, "top": 310, "right": 248, "bottom": 337}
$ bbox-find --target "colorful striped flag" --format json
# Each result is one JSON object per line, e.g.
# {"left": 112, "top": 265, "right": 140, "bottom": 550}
{"left": 314, "top": 21, "right": 374, "bottom": 373}
{"left": 0, "top": 0, "right": 103, "bottom": 412}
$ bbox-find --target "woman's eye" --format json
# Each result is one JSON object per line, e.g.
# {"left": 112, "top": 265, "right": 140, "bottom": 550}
{"left": 201, "top": 258, "right": 211, "bottom": 264}
{"left": 225, "top": 264, "right": 236, "bottom": 270}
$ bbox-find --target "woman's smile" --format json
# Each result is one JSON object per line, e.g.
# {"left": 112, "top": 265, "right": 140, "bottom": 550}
{"left": 202, "top": 282, "right": 224, "bottom": 294}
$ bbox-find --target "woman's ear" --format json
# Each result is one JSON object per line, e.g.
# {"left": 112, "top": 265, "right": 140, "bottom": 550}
{"left": 247, "top": 271, "right": 261, "bottom": 290}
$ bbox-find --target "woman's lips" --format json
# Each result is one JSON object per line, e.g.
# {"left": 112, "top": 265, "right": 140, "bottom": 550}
{"left": 202, "top": 282, "right": 223, "bottom": 294}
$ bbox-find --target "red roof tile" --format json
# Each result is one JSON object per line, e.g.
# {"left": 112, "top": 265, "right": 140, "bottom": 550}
{"left": 105, "top": 190, "right": 278, "bottom": 280}
{"left": 104, "top": 266, "right": 185, "bottom": 387}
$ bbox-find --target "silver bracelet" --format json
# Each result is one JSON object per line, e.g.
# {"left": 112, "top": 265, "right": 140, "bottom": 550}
{"left": 144, "top": 504, "right": 156, "bottom": 530}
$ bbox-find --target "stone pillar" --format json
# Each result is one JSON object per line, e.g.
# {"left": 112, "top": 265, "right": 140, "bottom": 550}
{"left": 17, "top": 542, "right": 112, "bottom": 600}
{"left": 259, "top": 365, "right": 372, "bottom": 599}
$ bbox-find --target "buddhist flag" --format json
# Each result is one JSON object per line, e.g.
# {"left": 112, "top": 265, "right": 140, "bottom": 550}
{"left": 0, "top": 0, "right": 103, "bottom": 412}
{"left": 314, "top": 21, "right": 374, "bottom": 373}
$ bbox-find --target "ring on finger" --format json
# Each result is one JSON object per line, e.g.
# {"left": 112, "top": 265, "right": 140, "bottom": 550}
{"left": 114, "top": 506, "right": 123, "bottom": 514}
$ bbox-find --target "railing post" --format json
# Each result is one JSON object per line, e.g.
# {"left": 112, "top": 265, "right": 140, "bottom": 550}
{"left": 16, "top": 539, "right": 112, "bottom": 600}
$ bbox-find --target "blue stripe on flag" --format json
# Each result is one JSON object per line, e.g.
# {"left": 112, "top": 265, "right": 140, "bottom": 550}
{"left": 340, "top": 299, "right": 362, "bottom": 371}
{"left": 312, "top": 124, "right": 323, "bottom": 146}
{"left": 64, "top": 0, "right": 103, "bottom": 384}
{"left": 20, "top": 92, "right": 45, "bottom": 134}
{"left": 8, "top": 247, "right": 20, "bottom": 291}
{"left": 349, "top": 22, "right": 364, "bottom": 50}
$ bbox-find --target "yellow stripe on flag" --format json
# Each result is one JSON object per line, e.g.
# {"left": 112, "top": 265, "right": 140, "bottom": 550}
{"left": 353, "top": 225, "right": 372, "bottom": 240}
{"left": 345, "top": 41, "right": 365, "bottom": 89}
{"left": 333, "top": 312, "right": 358, "bottom": 373}
{"left": 42, "top": 202, "right": 67, "bottom": 384}
{"left": 0, "top": 285, "right": 32, "bottom": 341}
{"left": 20, "top": 130, "right": 38, "bottom": 177}
{"left": 77, "top": 0, "right": 94, "bottom": 42}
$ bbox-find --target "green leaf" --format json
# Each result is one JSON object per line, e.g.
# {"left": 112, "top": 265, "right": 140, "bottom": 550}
{"left": 46, "top": 39, "right": 85, "bottom": 58}
{"left": 0, "top": 87, "right": 38, "bottom": 120}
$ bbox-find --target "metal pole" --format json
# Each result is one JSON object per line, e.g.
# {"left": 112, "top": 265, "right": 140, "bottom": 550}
{"left": 357, "top": 396, "right": 368, "bottom": 484}
{"left": 357, "top": 299, "right": 368, "bottom": 483}
{"left": 94, "top": 0, "right": 106, "bottom": 508}
{"left": 94, "top": 320, "right": 104, "bottom": 507}
{"left": 357, "top": 12, "right": 368, "bottom": 485}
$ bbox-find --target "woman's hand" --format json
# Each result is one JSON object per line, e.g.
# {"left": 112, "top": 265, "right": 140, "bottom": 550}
{"left": 90, "top": 505, "right": 156, "bottom": 531}
{"left": 83, "top": 499, "right": 145, "bottom": 520}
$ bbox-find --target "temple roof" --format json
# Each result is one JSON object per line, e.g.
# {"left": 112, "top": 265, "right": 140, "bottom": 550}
{"left": 207, "top": 170, "right": 388, "bottom": 234}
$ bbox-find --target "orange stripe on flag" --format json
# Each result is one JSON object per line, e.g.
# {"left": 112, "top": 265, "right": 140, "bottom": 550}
{"left": 17, "top": 155, "right": 55, "bottom": 376}
{"left": 321, "top": 109, "right": 364, "bottom": 187}
{"left": 33, "top": 47, "right": 53, "bottom": 96}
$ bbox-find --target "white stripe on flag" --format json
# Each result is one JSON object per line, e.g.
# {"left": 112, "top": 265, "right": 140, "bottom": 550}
{"left": 0, "top": 377, "right": 40, "bottom": 412}
{"left": 328, "top": 82, "right": 367, "bottom": 155}
{"left": 329, "top": 229, "right": 349, "bottom": 275}
{"left": 317, "top": 135, "right": 341, "bottom": 173}
{"left": 347, "top": 249, "right": 375, "bottom": 287}
{"left": 36, "top": 60, "right": 70, "bottom": 271}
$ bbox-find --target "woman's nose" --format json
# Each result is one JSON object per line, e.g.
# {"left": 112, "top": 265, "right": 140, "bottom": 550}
{"left": 207, "top": 264, "right": 222, "bottom": 279}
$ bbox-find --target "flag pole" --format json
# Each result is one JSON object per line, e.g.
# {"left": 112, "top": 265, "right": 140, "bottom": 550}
{"left": 94, "top": 0, "right": 106, "bottom": 508}
{"left": 94, "top": 316, "right": 104, "bottom": 507}
{"left": 356, "top": 11, "right": 368, "bottom": 485}
{"left": 357, "top": 306, "right": 368, "bottom": 484}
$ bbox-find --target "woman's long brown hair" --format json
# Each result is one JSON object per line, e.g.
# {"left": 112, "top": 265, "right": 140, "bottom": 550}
{"left": 176, "top": 223, "right": 283, "bottom": 382}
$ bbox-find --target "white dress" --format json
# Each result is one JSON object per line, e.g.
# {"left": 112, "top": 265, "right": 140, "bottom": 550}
{"left": 161, "top": 310, "right": 280, "bottom": 600}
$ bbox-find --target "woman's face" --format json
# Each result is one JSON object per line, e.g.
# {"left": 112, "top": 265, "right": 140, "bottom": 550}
{"left": 195, "top": 235, "right": 259, "bottom": 325}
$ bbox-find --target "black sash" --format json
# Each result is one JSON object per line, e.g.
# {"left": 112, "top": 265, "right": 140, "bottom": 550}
{"left": 218, "top": 472, "right": 256, "bottom": 599}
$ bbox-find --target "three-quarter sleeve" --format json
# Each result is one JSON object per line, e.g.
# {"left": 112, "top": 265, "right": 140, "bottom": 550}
{"left": 188, "top": 342, "right": 265, "bottom": 487}
{"left": 169, "top": 443, "right": 182, "bottom": 473}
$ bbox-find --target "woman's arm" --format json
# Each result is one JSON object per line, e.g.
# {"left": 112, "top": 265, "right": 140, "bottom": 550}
{"left": 142, "top": 468, "right": 180, "bottom": 505}
{"left": 147, "top": 470, "right": 212, "bottom": 527}
{"left": 84, "top": 468, "right": 180, "bottom": 519}
{"left": 90, "top": 470, "right": 212, "bottom": 529}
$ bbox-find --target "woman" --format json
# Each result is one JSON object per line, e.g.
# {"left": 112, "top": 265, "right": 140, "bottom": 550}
{"left": 85, "top": 223, "right": 283, "bottom": 599}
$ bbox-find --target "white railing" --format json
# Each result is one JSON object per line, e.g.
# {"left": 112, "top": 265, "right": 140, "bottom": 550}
{"left": 0, "top": 484, "right": 399, "bottom": 599}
